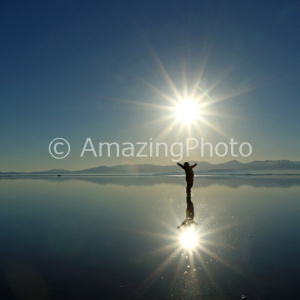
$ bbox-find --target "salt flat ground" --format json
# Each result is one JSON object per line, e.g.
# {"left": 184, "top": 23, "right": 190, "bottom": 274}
{"left": 0, "top": 175, "right": 299, "bottom": 299}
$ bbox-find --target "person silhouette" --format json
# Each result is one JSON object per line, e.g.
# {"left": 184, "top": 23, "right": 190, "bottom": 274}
{"left": 177, "top": 162, "right": 197, "bottom": 192}
{"left": 177, "top": 191, "right": 198, "bottom": 228}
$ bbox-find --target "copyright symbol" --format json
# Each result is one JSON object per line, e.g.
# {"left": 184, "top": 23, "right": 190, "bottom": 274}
{"left": 49, "top": 138, "right": 71, "bottom": 159}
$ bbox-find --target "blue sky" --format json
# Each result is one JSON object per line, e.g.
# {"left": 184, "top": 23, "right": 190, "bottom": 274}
{"left": 1, "top": 0, "right": 299, "bottom": 171}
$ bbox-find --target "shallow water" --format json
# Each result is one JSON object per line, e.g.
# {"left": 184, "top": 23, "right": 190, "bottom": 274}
{"left": 0, "top": 175, "right": 299, "bottom": 299}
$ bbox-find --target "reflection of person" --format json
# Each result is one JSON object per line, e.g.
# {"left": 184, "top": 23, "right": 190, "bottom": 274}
{"left": 177, "top": 162, "right": 197, "bottom": 191}
{"left": 177, "top": 193, "right": 198, "bottom": 228}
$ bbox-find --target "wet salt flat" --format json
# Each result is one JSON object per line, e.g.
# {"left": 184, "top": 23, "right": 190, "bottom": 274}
{"left": 0, "top": 175, "right": 299, "bottom": 299}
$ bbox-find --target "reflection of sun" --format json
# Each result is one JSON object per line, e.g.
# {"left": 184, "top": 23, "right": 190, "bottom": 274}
{"left": 181, "top": 228, "right": 198, "bottom": 249}
{"left": 175, "top": 98, "right": 201, "bottom": 123}
{"left": 133, "top": 216, "right": 240, "bottom": 298}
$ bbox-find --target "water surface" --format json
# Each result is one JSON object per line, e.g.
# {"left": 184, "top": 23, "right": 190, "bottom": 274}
{"left": 0, "top": 175, "right": 299, "bottom": 299}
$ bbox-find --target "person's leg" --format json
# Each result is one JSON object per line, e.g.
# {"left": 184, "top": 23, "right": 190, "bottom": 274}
{"left": 186, "top": 180, "right": 192, "bottom": 194}
{"left": 187, "top": 178, "right": 193, "bottom": 190}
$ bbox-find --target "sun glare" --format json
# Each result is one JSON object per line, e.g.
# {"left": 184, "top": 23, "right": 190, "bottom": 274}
{"left": 181, "top": 229, "right": 198, "bottom": 249}
{"left": 175, "top": 98, "right": 200, "bottom": 123}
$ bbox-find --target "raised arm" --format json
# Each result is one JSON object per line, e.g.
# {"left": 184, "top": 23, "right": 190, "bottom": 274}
{"left": 191, "top": 163, "right": 197, "bottom": 168}
{"left": 177, "top": 219, "right": 186, "bottom": 228}
{"left": 177, "top": 163, "right": 184, "bottom": 169}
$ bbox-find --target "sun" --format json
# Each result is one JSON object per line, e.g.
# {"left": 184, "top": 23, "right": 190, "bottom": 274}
{"left": 175, "top": 98, "right": 201, "bottom": 123}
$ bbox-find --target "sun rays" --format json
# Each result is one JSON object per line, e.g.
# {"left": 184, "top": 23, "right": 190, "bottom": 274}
{"left": 116, "top": 62, "right": 253, "bottom": 144}
{"left": 111, "top": 37, "right": 268, "bottom": 145}
{"left": 132, "top": 211, "right": 240, "bottom": 298}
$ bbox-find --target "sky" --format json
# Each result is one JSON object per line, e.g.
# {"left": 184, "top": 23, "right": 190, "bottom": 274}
{"left": 0, "top": 0, "right": 299, "bottom": 172}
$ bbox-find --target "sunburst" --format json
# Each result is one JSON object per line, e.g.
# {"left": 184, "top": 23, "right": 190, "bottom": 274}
{"left": 175, "top": 98, "right": 201, "bottom": 124}
{"left": 131, "top": 213, "right": 240, "bottom": 298}
{"left": 111, "top": 37, "right": 268, "bottom": 144}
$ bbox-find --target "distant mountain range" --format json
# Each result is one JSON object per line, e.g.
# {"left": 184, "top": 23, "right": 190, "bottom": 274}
{"left": 1, "top": 160, "right": 300, "bottom": 175}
